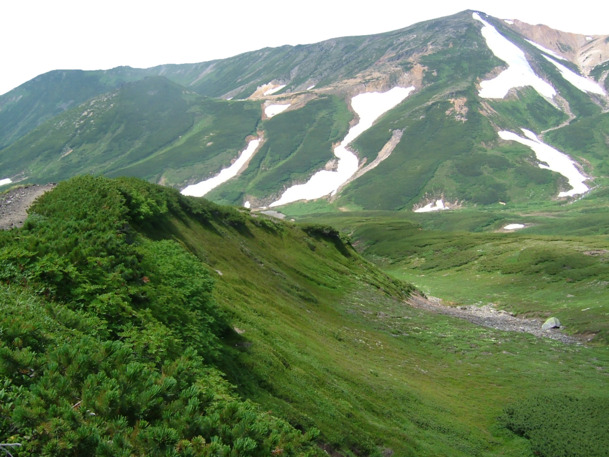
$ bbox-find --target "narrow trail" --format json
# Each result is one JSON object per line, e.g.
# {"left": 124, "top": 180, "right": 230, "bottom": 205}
{"left": 0, "top": 184, "right": 56, "bottom": 230}
{"left": 408, "top": 294, "right": 582, "bottom": 345}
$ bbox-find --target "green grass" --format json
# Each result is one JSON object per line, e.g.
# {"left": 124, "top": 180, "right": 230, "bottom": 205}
{"left": 192, "top": 215, "right": 609, "bottom": 455}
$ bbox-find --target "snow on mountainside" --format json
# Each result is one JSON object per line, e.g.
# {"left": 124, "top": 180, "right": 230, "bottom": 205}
{"left": 1, "top": 10, "right": 608, "bottom": 213}
{"left": 542, "top": 55, "right": 606, "bottom": 95}
{"left": 472, "top": 12, "right": 600, "bottom": 202}
{"left": 270, "top": 86, "right": 415, "bottom": 207}
{"left": 474, "top": 13, "right": 556, "bottom": 99}
{"left": 181, "top": 138, "right": 262, "bottom": 197}
{"left": 498, "top": 129, "right": 589, "bottom": 197}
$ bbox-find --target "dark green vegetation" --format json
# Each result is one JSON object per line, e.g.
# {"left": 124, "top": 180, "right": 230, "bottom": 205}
{"left": 0, "top": 177, "right": 321, "bottom": 456}
{"left": 1, "top": 177, "right": 609, "bottom": 457}
{"left": 499, "top": 395, "right": 609, "bottom": 457}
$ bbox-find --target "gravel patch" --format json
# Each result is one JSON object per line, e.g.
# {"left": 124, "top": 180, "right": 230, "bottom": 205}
{"left": 0, "top": 184, "right": 56, "bottom": 230}
{"left": 408, "top": 294, "right": 582, "bottom": 345}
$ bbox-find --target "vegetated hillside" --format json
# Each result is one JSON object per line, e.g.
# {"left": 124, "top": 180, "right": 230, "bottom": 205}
{"left": 0, "top": 68, "right": 145, "bottom": 149}
{"left": 1, "top": 176, "right": 609, "bottom": 457}
{"left": 302, "top": 210, "right": 609, "bottom": 344}
{"left": 1, "top": 10, "right": 608, "bottom": 217}
{"left": 0, "top": 176, "right": 324, "bottom": 456}
{"left": 0, "top": 77, "right": 261, "bottom": 186}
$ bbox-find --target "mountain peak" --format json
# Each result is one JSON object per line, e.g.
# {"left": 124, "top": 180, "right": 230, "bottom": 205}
{"left": 1, "top": 11, "right": 608, "bottom": 213}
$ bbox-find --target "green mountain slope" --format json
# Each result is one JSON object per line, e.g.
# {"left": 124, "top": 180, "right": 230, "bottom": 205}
{"left": 0, "top": 67, "right": 148, "bottom": 149}
{"left": 207, "top": 95, "right": 352, "bottom": 205}
{"left": 1, "top": 176, "right": 608, "bottom": 456}
{"left": 1, "top": 10, "right": 608, "bottom": 456}
{"left": 0, "top": 77, "right": 261, "bottom": 185}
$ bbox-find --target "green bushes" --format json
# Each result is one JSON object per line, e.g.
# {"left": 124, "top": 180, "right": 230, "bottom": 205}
{"left": 0, "top": 176, "right": 322, "bottom": 456}
{"left": 499, "top": 394, "right": 609, "bottom": 457}
{"left": 482, "top": 245, "right": 602, "bottom": 282}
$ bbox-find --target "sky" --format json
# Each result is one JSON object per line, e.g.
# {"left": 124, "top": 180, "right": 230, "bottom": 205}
{"left": 1, "top": 0, "right": 608, "bottom": 96}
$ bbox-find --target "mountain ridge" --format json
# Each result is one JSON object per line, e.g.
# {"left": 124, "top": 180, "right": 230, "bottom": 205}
{"left": 1, "top": 10, "right": 608, "bottom": 217}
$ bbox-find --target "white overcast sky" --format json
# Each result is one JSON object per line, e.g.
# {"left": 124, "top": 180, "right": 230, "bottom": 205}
{"left": 1, "top": 0, "right": 608, "bottom": 95}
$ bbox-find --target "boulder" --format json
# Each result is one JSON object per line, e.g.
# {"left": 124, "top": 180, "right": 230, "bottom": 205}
{"left": 542, "top": 317, "right": 561, "bottom": 330}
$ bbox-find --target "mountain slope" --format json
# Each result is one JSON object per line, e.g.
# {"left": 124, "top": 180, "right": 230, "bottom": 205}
{"left": 0, "top": 10, "right": 608, "bottom": 215}
{"left": 0, "top": 77, "right": 261, "bottom": 185}
{"left": 0, "top": 67, "right": 149, "bottom": 149}
{"left": 1, "top": 176, "right": 608, "bottom": 456}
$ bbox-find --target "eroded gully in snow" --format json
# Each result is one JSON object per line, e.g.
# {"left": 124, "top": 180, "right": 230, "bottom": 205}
{"left": 270, "top": 86, "right": 414, "bottom": 207}
{"left": 473, "top": 12, "right": 556, "bottom": 99}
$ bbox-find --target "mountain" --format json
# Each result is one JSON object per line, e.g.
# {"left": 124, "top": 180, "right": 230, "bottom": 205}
{"left": 1, "top": 10, "right": 608, "bottom": 216}
{"left": 2, "top": 11, "right": 609, "bottom": 456}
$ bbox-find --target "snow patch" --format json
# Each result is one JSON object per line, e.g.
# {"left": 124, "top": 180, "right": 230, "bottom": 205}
{"left": 181, "top": 138, "right": 261, "bottom": 197}
{"left": 525, "top": 39, "right": 567, "bottom": 61}
{"left": 265, "top": 104, "right": 291, "bottom": 118}
{"left": 414, "top": 199, "right": 448, "bottom": 213}
{"left": 473, "top": 13, "right": 556, "bottom": 99}
{"left": 503, "top": 223, "right": 525, "bottom": 230}
{"left": 270, "top": 86, "right": 415, "bottom": 207}
{"left": 543, "top": 55, "right": 606, "bottom": 95}
{"left": 498, "top": 129, "right": 589, "bottom": 197}
{"left": 503, "top": 19, "right": 514, "bottom": 25}
{"left": 244, "top": 201, "right": 251, "bottom": 209}
{"left": 264, "top": 84, "right": 286, "bottom": 96}
{"left": 0, "top": 178, "right": 12, "bottom": 187}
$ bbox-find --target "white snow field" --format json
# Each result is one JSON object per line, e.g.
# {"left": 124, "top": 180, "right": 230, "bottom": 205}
{"left": 181, "top": 138, "right": 261, "bottom": 197}
{"left": 499, "top": 129, "right": 589, "bottom": 197}
{"left": 473, "top": 13, "right": 556, "bottom": 99}
{"left": 264, "top": 104, "right": 291, "bottom": 118}
{"left": 0, "top": 178, "right": 12, "bottom": 186}
{"left": 263, "top": 84, "right": 286, "bottom": 96}
{"left": 543, "top": 55, "right": 606, "bottom": 95}
{"left": 503, "top": 223, "right": 525, "bottom": 230}
{"left": 414, "top": 199, "right": 448, "bottom": 213}
{"left": 270, "top": 86, "right": 415, "bottom": 207}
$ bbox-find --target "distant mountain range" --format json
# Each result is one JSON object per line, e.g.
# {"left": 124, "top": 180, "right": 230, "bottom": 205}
{"left": 1, "top": 10, "right": 608, "bottom": 213}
